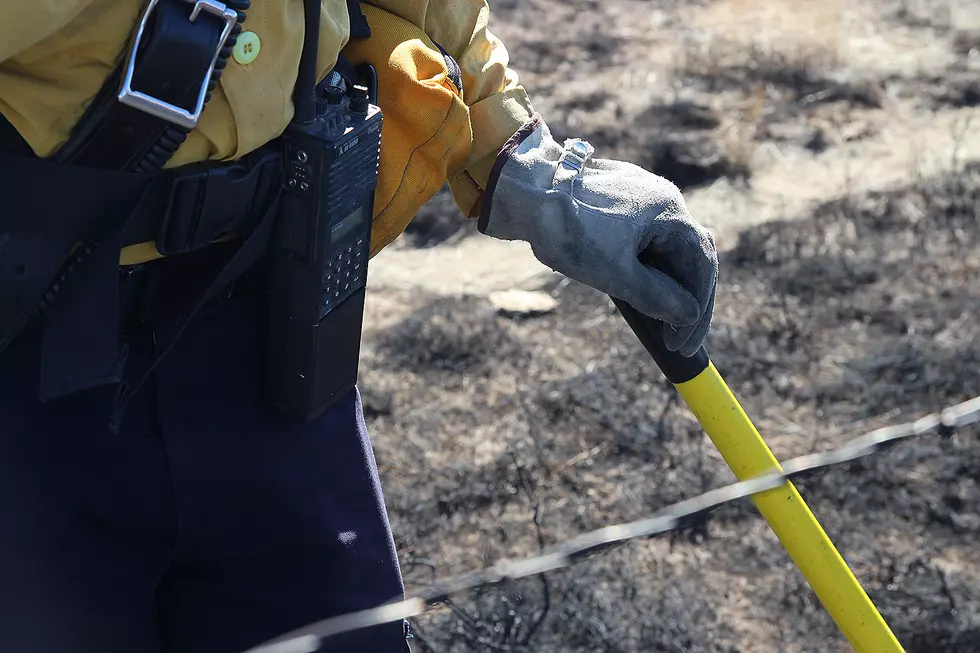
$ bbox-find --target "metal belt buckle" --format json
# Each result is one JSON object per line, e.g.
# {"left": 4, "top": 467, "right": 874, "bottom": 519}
{"left": 117, "top": 0, "right": 238, "bottom": 130}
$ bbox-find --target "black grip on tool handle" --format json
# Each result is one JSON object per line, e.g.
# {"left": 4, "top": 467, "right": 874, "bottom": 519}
{"left": 612, "top": 297, "right": 710, "bottom": 385}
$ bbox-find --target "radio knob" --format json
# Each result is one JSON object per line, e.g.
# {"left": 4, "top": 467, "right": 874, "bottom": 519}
{"left": 323, "top": 86, "right": 344, "bottom": 106}
{"left": 348, "top": 85, "right": 370, "bottom": 114}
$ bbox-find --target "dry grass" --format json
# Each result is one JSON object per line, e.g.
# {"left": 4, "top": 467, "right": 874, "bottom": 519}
{"left": 689, "top": 0, "right": 850, "bottom": 66}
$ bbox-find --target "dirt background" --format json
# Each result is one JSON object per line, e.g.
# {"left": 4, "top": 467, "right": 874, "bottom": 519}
{"left": 360, "top": 1, "right": 980, "bottom": 651}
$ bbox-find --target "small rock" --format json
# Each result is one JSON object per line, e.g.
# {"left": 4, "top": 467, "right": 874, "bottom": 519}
{"left": 488, "top": 290, "right": 558, "bottom": 318}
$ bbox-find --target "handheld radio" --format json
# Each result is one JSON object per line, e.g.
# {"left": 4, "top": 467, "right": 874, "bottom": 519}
{"left": 265, "top": 0, "right": 382, "bottom": 422}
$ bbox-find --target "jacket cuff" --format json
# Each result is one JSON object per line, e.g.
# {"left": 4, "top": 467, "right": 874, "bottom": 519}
{"left": 464, "top": 86, "right": 535, "bottom": 182}
{"left": 477, "top": 113, "right": 544, "bottom": 234}
{"left": 447, "top": 86, "right": 535, "bottom": 220}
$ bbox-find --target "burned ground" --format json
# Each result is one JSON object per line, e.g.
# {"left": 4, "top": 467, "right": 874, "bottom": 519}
{"left": 362, "top": 165, "right": 980, "bottom": 652}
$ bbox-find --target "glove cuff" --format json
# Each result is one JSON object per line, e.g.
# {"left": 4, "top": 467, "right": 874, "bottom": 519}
{"left": 477, "top": 113, "right": 544, "bottom": 234}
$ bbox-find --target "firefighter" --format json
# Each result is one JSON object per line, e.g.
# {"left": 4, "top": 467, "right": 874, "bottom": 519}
{"left": 0, "top": 1, "right": 717, "bottom": 651}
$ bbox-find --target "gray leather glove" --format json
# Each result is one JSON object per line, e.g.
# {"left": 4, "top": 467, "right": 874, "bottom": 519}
{"left": 478, "top": 116, "right": 718, "bottom": 357}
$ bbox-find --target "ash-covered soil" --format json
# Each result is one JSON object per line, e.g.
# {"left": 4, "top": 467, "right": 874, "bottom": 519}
{"left": 363, "top": 165, "right": 980, "bottom": 652}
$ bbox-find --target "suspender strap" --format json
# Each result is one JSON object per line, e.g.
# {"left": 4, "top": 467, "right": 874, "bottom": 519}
{"left": 347, "top": 0, "right": 372, "bottom": 39}
{"left": 54, "top": 0, "right": 245, "bottom": 172}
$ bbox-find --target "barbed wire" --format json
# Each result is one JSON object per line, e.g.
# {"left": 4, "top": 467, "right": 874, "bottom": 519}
{"left": 244, "top": 396, "right": 980, "bottom": 653}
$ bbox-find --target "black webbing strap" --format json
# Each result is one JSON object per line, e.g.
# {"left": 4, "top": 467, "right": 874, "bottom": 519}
{"left": 347, "top": 0, "right": 372, "bottom": 39}
{"left": 108, "top": 178, "right": 283, "bottom": 431}
{"left": 53, "top": 0, "right": 237, "bottom": 172}
{"left": 124, "top": 149, "right": 283, "bottom": 251}
{"left": 0, "top": 115, "right": 34, "bottom": 158}
{"left": 0, "top": 156, "right": 152, "bottom": 356}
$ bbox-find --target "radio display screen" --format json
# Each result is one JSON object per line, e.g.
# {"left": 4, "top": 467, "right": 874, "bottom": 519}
{"left": 331, "top": 205, "right": 369, "bottom": 244}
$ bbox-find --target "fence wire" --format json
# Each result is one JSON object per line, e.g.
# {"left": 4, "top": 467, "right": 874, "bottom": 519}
{"left": 245, "top": 396, "right": 980, "bottom": 653}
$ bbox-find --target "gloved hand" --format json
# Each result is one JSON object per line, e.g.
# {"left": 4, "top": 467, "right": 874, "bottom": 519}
{"left": 478, "top": 116, "right": 718, "bottom": 357}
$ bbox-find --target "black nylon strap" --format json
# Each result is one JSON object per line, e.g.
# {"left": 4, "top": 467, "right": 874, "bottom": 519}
{"left": 0, "top": 114, "right": 33, "bottom": 158}
{"left": 53, "top": 0, "right": 226, "bottom": 171}
{"left": 125, "top": 148, "right": 282, "bottom": 250}
{"left": 347, "top": 0, "right": 372, "bottom": 38}
{"left": 108, "top": 181, "right": 282, "bottom": 431}
{"left": 39, "top": 222, "right": 133, "bottom": 400}
{"left": 0, "top": 155, "right": 152, "bottom": 356}
{"left": 434, "top": 43, "right": 463, "bottom": 96}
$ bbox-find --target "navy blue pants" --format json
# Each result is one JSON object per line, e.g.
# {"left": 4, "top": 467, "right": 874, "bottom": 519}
{"left": 0, "top": 260, "right": 406, "bottom": 652}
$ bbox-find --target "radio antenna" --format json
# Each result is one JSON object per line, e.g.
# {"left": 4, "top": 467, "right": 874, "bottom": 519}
{"left": 293, "top": 0, "right": 321, "bottom": 123}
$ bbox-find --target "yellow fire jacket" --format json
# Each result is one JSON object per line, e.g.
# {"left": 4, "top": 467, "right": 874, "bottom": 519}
{"left": 0, "top": 0, "right": 535, "bottom": 262}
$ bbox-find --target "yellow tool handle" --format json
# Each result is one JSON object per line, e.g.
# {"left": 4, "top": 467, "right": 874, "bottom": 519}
{"left": 613, "top": 298, "right": 904, "bottom": 653}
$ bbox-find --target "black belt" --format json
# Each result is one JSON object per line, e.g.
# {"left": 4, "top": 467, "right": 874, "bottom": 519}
{"left": 124, "top": 148, "right": 282, "bottom": 252}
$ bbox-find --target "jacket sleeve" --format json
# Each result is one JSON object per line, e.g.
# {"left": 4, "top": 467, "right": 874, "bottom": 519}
{"left": 0, "top": 1, "right": 95, "bottom": 64}
{"left": 362, "top": 0, "right": 535, "bottom": 217}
